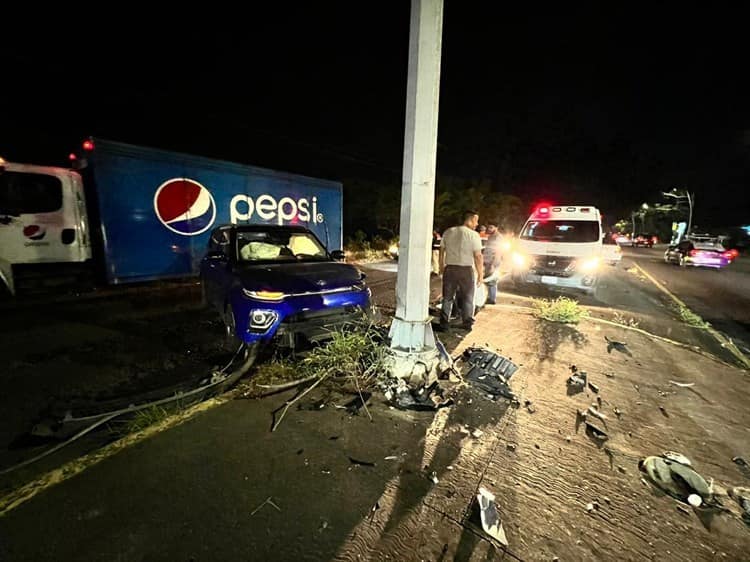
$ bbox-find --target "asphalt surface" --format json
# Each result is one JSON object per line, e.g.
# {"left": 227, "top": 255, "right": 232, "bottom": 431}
{"left": 622, "top": 246, "right": 750, "bottom": 354}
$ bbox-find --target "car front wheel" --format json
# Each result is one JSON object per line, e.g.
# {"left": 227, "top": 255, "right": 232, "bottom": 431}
{"left": 679, "top": 255, "right": 687, "bottom": 267}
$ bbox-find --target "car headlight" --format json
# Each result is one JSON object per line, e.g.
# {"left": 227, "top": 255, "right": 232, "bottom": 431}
{"left": 511, "top": 252, "right": 528, "bottom": 268}
{"left": 243, "top": 290, "right": 286, "bottom": 301}
{"left": 500, "top": 241, "right": 512, "bottom": 252}
{"left": 579, "top": 257, "right": 600, "bottom": 272}
{"left": 249, "top": 310, "right": 278, "bottom": 332}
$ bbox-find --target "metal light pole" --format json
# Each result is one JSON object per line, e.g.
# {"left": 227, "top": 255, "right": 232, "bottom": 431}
{"left": 388, "top": 0, "right": 444, "bottom": 382}
{"left": 662, "top": 189, "right": 694, "bottom": 236}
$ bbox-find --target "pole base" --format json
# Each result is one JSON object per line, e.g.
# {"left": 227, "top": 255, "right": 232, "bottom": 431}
{"left": 387, "top": 317, "right": 439, "bottom": 383}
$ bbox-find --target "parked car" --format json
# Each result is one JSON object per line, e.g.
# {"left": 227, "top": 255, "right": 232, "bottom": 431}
{"left": 601, "top": 235, "right": 622, "bottom": 265}
{"left": 201, "top": 224, "right": 371, "bottom": 349}
{"left": 663, "top": 237, "right": 734, "bottom": 269}
{"left": 614, "top": 233, "right": 631, "bottom": 246}
{"left": 633, "top": 233, "right": 657, "bottom": 248}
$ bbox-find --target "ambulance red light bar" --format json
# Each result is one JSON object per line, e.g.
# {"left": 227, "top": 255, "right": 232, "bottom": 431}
{"left": 82, "top": 139, "right": 95, "bottom": 151}
{"left": 68, "top": 153, "right": 77, "bottom": 162}
{"left": 534, "top": 203, "right": 553, "bottom": 217}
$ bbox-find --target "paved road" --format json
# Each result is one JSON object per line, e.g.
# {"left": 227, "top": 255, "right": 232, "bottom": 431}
{"left": 623, "top": 246, "right": 750, "bottom": 354}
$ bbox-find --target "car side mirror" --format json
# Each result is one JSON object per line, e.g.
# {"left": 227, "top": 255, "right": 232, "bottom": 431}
{"left": 330, "top": 250, "right": 346, "bottom": 261}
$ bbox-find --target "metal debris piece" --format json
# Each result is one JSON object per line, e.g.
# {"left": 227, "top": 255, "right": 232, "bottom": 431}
{"left": 663, "top": 451, "right": 692, "bottom": 466}
{"left": 348, "top": 456, "right": 376, "bottom": 467}
{"left": 588, "top": 382, "right": 600, "bottom": 393}
{"left": 659, "top": 406, "right": 669, "bottom": 417}
{"left": 585, "top": 421, "right": 608, "bottom": 441}
{"left": 506, "top": 443, "right": 517, "bottom": 451}
{"left": 384, "top": 455, "right": 398, "bottom": 461}
{"left": 476, "top": 487, "right": 508, "bottom": 546}
{"left": 567, "top": 370, "right": 587, "bottom": 392}
{"left": 669, "top": 380, "right": 695, "bottom": 388}
{"left": 524, "top": 399, "right": 536, "bottom": 414}
{"left": 430, "top": 471, "right": 439, "bottom": 484}
{"left": 472, "top": 429, "right": 484, "bottom": 439}
{"left": 587, "top": 406, "right": 608, "bottom": 426}
{"left": 250, "top": 496, "right": 282, "bottom": 517}
{"left": 639, "top": 454, "right": 714, "bottom": 506}
{"left": 605, "top": 372, "right": 615, "bottom": 378}
{"left": 614, "top": 407, "right": 622, "bottom": 418}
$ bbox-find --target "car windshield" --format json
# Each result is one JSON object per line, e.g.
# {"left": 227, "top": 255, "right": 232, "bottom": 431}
{"left": 236, "top": 230, "right": 328, "bottom": 263}
{"left": 520, "top": 220, "right": 600, "bottom": 243}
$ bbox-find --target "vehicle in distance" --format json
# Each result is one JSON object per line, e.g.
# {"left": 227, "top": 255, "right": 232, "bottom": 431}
{"left": 664, "top": 236, "right": 735, "bottom": 269}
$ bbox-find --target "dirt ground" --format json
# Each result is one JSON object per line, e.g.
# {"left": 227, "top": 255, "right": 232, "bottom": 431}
{"left": 332, "top": 308, "right": 750, "bottom": 561}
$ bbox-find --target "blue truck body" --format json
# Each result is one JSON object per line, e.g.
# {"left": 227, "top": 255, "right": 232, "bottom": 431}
{"left": 85, "top": 139, "right": 343, "bottom": 284}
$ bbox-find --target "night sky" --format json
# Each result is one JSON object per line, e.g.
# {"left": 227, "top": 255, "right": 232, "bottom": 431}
{"left": 2, "top": 5, "right": 748, "bottom": 227}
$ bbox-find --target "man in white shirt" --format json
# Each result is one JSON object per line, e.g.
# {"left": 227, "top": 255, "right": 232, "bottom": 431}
{"left": 439, "top": 210, "right": 484, "bottom": 332}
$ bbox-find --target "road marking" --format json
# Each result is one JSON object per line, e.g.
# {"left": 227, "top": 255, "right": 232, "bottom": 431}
{"left": 632, "top": 262, "right": 750, "bottom": 369}
{"left": 0, "top": 396, "right": 229, "bottom": 517}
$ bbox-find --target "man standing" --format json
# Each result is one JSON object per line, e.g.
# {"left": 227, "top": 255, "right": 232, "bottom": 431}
{"left": 483, "top": 223, "right": 502, "bottom": 305}
{"left": 439, "top": 210, "right": 484, "bottom": 331}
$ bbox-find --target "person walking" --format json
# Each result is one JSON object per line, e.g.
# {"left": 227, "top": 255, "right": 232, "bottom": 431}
{"left": 431, "top": 230, "right": 442, "bottom": 275}
{"left": 483, "top": 223, "right": 502, "bottom": 304}
{"left": 439, "top": 210, "right": 483, "bottom": 332}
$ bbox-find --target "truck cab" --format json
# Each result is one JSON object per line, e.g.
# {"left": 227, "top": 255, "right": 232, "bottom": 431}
{"left": 510, "top": 205, "right": 603, "bottom": 295}
{"left": 0, "top": 159, "right": 91, "bottom": 295}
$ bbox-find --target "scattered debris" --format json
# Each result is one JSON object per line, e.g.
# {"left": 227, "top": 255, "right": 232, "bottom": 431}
{"left": 659, "top": 406, "right": 669, "bottom": 418}
{"left": 383, "top": 378, "right": 454, "bottom": 411}
{"left": 639, "top": 453, "right": 715, "bottom": 507}
{"left": 669, "top": 380, "right": 695, "bottom": 388}
{"left": 676, "top": 504, "right": 692, "bottom": 516}
{"left": 321, "top": 468, "right": 331, "bottom": 475}
{"left": 565, "top": 436, "right": 571, "bottom": 443}
{"left": 348, "top": 456, "right": 376, "bottom": 468}
{"left": 585, "top": 421, "right": 608, "bottom": 442}
{"left": 430, "top": 471, "right": 439, "bottom": 484}
{"left": 587, "top": 406, "right": 608, "bottom": 426}
{"left": 663, "top": 451, "right": 692, "bottom": 466}
{"left": 342, "top": 392, "right": 372, "bottom": 416}
{"left": 447, "top": 465, "right": 454, "bottom": 471}
{"left": 329, "top": 435, "right": 340, "bottom": 440}
{"left": 728, "top": 487, "right": 750, "bottom": 524}
{"left": 732, "top": 457, "right": 750, "bottom": 479}
{"left": 368, "top": 501, "right": 381, "bottom": 522}
{"left": 476, "top": 487, "right": 508, "bottom": 546}
{"left": 250, "top": 496, "right": 282, "bottom": 516}
{"left": 605, "top": 372, "right": 615, "bottom": 378}
{"left": 318, "top": 520, "right": 329, "bottom": 532}
{"left": 588, "top": 382, "right": 600, "bottom": 394}
{"left": 506, "top": 443, "right": 517, "bottom": 451}
{"left": 567, "top": 370, "right": 588, "bottom": 392}
{"left": 614, "top": 407, "right": 622, "bottom": 418}
{"left": 524, "top": 399, "right": 536, "bottom": 414}
{"left": 461, "top": 347, "right": 519, "bottom": 400}
{"left": 603, "top": 497, "right": 611, "bottom": 504}
{"left": 384, "top": 455, "right": 399, "bottom": 461}
{"left": 617, "top": 466, "right": 627, "bottom": 474}
{"left": 472, "top": 429, "right": 484, "bottom": 439}
{"left": 586, "top": 501, "right": 599, "bottom": 512}
{"left": 605, "top": 335, "right": 630, "bottom": 355}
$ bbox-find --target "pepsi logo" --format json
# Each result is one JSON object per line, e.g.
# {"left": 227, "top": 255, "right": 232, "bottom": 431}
{"left": 23, "top": 225, "right": 46, "bottom": 240}
{"left": 154, "top": 178, "right": 216, "bottom": 236}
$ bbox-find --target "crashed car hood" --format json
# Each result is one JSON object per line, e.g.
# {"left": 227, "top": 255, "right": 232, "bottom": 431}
{"left": 237, "top": 261, "right": 364, "bottom": 294}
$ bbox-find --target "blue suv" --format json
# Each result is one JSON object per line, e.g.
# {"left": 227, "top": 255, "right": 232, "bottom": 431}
{"left": 200, "top": 225, "right": 371, "bottom": 348}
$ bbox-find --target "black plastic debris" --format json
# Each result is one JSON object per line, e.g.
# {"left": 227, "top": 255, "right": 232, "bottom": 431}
{"left": 348, "top": 456, "right": 376, "bottom": 467}
{"left": 585, "top": 420, "right": 608, "bottom": 442}
{"left": 728, "top": 487, "right": 750, "bottom": 525}
{"left": 343, "top": 392, "right": 372, "bottom": 415}
{"left": 461, "top": 347, "right": 518, "bottom": 400}
{"left": 384, "top": 379, "right": 454, "bottom": 411}
{"left": 605, "top": 336, "right": 631, "bottom": 356}
{"left": 733, "top": 456, "right": 750, "bottom": 480}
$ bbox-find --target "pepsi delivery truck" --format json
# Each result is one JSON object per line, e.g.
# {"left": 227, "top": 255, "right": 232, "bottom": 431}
{"left": 0, "top": 138, "right": 343, "bottom": 295}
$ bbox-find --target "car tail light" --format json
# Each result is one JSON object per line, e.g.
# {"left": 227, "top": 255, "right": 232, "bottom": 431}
{"left": 729, "top": 249, "right": 739, "bottom": 258}
{"left": 651, "top": 236, "right": 658, "bottom": 244}
{"left": 689, "top": 249, "right": 699, "bottom": 257}
{"left": 722, "top": 251, "right": 734, "bottom": 260}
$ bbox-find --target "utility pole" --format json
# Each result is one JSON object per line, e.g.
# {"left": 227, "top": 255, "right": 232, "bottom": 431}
{"left": 388, "top": 0, "right": 444, "bottom": 382}
{"left": 662, "top": 189, "right": 694, "bottom": 236}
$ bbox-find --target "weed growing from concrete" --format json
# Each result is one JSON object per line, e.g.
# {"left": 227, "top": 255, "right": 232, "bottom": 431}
{"left": 613, "top": 312, "right": 640, "bottom": 329}
{"left": 672, "top": 303, "right": 708, "bottom": 329}
{"left": 532, "top": 297, "right": 588, "bottom": 324}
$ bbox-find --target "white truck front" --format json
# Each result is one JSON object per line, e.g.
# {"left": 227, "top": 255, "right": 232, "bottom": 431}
{"left": 510, "top": 205, "right": 603, "bottom": 294}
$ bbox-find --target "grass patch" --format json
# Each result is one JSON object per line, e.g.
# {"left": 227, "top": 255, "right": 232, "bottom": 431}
{"left": 531, "top": 297, "right": 588, "bottom": 324}
{"left": 122, "top": 405, "right": 171, "bottom": 435}
{"left": 672, "top": 303, "right": 709, "bottom": 329}
{"left": 252, "top": 360, "right": 303, "bottom": 386}
{"left": 613, "top": 312, "right": 640, "bottom": 329}
{"left": 300, "top": 325, "right": 388, "bottom": 382}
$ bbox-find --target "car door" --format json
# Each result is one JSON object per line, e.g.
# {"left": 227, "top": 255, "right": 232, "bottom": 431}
{"left": 201, "top": 228, "right": 232, "bottom": 309}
